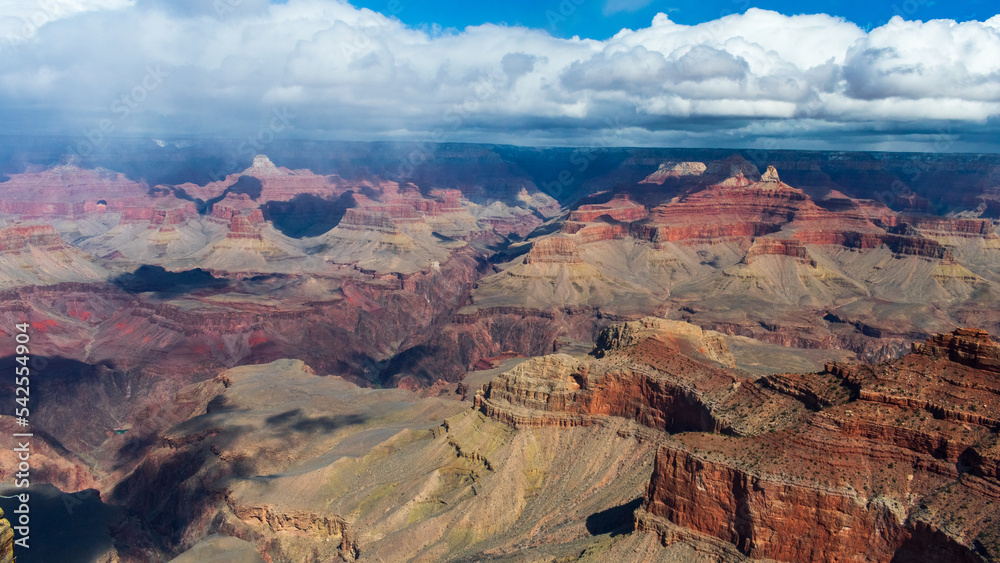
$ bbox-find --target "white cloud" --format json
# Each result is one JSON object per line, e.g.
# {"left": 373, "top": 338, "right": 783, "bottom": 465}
{"left": 843, "top": 17, "right": 1000, "bottom": 101}
{"left": 0, "top": 1, "right": 998, "bottom": 151}
{"left": 0, "top": 0, "right": 133, "bottom": 43}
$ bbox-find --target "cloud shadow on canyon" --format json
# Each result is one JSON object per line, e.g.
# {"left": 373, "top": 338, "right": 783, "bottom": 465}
{"left": 112, "top": 265, "right": 230, "bottom": 297}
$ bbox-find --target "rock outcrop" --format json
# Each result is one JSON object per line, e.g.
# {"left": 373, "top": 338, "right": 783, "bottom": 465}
{"left": 476, "top": 318, "right": 770, "bottom": 433}
{"left": 0, "top": 164, "right": 148, "bottom": 219}
{"left": 639, "top": 161, "right": 708, "bottom": 184}
{"left": 912, "top": 327, "right": 1000, "bottom": 373}
{"left": 742, "top": 237, "right": 814, "bottom": 265}
{"left": 638, "top": 328, "right": 1000, "bottom": 562}
{"left": 474, "top": 321, "right": 1000, "bottom": 562}
{"left": 0, "top": 224, "right": 107, "bottom": 287}
{"left": 632, "top": 166, "right": 882, "bottom": 245}
{"left": 568, "top": 195, "right": 648, "bottom": 223}
{"left": 0, "top": 224, "right": 65, "bottom": 252}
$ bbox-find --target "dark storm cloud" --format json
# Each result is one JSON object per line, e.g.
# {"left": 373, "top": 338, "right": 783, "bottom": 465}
{"left": 0, "top": 1, "right": 998, "bottom": 151}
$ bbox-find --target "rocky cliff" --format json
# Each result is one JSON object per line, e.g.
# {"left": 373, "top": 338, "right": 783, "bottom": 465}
{"left": 912, "top": 327, "right": 1000, "bottom": 373}
{"left": 639, "top": 328, "right": 1000, "bottom": 562}
{"left": 473, "top": 320, "right": 1000, "bottom": 562}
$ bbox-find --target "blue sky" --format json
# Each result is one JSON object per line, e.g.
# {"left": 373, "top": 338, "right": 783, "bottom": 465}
{"left": 0, "top": 0, "right": 998, "bottom": 152}
{"left": 348, "top": 0, "right": 995, "bottom": 39}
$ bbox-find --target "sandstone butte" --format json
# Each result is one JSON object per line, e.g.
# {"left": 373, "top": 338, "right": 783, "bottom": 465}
{"left": 476, "top": 320, "right": 1000, "bottom": 562}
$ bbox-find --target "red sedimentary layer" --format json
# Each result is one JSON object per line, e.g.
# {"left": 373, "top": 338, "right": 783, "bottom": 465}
{"left": 630, "top": 167, "right": 875, "bottom": 245}
{"left": 475, "top": 359, "right": 728, "bottom": 432}
{"left": 474, "top": 321, "right": 742, "bottom": 431}
{"left": 561, "top": 221, "right": 630, "bottom": 243}
{"left": 476, "top": 321, "right": 1000, "bottom": 561}
{"left": 523, "top": 237, "right": 583, "bottom": 264}
{"left": 0, "top": 224, "right": 66, "bottom": 252}
{"left": 639, "top": 330, "right": 1000, "bottom": 562}
{"left": 626, "top": 166, "right": 972, "bottom": 262}
{"left": 338, "top": 208, "right": 401, "bottom": 232}
{"left": 427, "top": 189, "right": 464, "bottom": 213}
{"left": 911, "top": 327, "right": 1000, "bottom": 374}
{"left": 791, "top": 230, "right": 953, "bottom": 259}
{"left": 743, "top": 237, "right": 814, "bottom": 265}
{"left": 256, "top": 173, "right": 343, "bottom": 202}
{"left": 638, "top": 437, "right": 987, "bottom": 563}
{"left": 0, "top": 165, "right": 158, "bottom": 220}
{"left": 900, "top": 215, "right": 998, "bottom": 238}
{"left": 121, "top": 202, "right": 199, "bottom": 227}
{"left": 478, "top": 215, "right": 542, "bottom": 238}
{"left": 226, "top": 216, "right": 263, "bottom": 240}
{"left": 331, "top": 193, "right": 430, "bottom": 233}
{"left": 569, "top": 196, "right": 648, "bottom": 223}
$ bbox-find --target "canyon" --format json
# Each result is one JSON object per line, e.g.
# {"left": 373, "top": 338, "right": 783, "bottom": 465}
{"left": 0, "top": 140, "right": 998, "bottom": 562}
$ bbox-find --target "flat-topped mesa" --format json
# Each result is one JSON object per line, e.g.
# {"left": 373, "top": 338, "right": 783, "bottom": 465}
{"left": 0, "top": 224, "right": 66, "bottom": 253}
{"left": 369, "top": 203, "right": 422, "bottom": 224}
{"left": 630, "top": 165, "right": 835, "bottom": 245}
{"left": 407, "top": 189, "right": 464, "bottom": 216}
{"left": 335, "top": 193, "right": 425, "bottom": 232}
{"left": 913, "top": 327, "right": 1000, "bottom": 373}
{"left": 474, "top": 354, "right": 592, "bottom": 427}
{"left": 640, "top": 161, "right": 708, "bottom": 184}
{"left": 0, "top": 164, "right": 147, "bottom": 202}
{"left": 337, "top": 208, "right": 403, "bottom": 233}
{"left": 629, "top": 165, "right": 967, "bottom": 260}
{"left": 0, "top": 165, "right": 173, "bottom": 221}
{"left": 523, "top": 236, "right": 583, "bottom": 264}
{"left": 593, "top": 317, "right": 735, "bottom": 366}
{"left": 569, "top": 195, "right": 648, "bottom": 223}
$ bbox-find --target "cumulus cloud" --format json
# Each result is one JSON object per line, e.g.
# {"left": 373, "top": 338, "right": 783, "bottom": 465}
{"left": 0, "top": 0, "right": 133, "bottom": 44}
{"left": 0, "top": 1, "right": 998, "bottom": 151}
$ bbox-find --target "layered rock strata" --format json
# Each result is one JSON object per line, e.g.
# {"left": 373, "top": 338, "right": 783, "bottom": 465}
{"left": 478, "top": 320, "right": 1000, "bottom": 562}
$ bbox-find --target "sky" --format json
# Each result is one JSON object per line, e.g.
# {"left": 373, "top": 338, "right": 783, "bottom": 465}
{"left": 0, "top": 0, "right": 998, "bottom": 153}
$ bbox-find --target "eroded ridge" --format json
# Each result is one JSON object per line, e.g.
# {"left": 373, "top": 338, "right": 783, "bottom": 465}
{"left": 477, "top": 320, "right": 1000, "bottom": 562}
